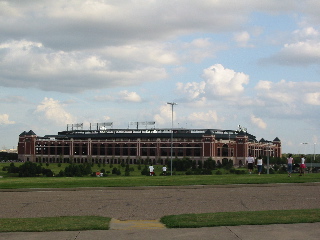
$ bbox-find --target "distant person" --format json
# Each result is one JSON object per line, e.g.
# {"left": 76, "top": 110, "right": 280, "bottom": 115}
{"left": 256, "top": 156, "right": 263, "bottom": 175}
{"left": 287, "top": 154, "right": 294, "bottom": 177}
{"left": 246, "top": 154, "right": 255, "bottom": 174}
{"left": 162, "top": 165, "right": 167, "bottom": 175}
{"left": 149, "top": 164, "right": 154, "bottom": 176}
{"left": 299, "top": 155, "right": 306, "bottom": 176}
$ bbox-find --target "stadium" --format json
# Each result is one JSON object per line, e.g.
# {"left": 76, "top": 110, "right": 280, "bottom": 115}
{"left": 18, "top": 122, "right": 281, "bottom": 165}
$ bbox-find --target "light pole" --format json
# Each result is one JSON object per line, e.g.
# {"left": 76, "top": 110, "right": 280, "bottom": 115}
{"left": 267, "top": 143, "right": 270, "bottom": 174}
{"left": 300, "top": 142, "right": 308, "bottom": 172}
{"left": 313, "top": 143, "right": 316, "bottom": 172}
{"left": 167, "top": 102, "right": 177, "bottom": 176}
{"left": 300, "top": 142, "right": 308, "bottom": 156}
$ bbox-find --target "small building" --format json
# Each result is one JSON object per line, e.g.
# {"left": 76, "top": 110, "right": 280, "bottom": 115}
{"left": 18, "top": 126, "right": 281, "bottom": 165}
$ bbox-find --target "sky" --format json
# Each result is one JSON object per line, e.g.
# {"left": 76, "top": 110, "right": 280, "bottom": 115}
{"left": 0, "top": 0, "right": 320, "bottom": 154}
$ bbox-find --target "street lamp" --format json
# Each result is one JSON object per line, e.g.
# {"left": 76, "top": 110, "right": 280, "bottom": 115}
{"left": 167, "top": 102, "right": 177, "bottom": 176}
{"left": 267, "top": 143, "right": 271, "bottom": 174}
{"left": 313, "top": 143, "right": 316, "bottom": 172}
{"left": 300, "top": 143, "right": 308, "bottom": 157}
{"left": 300, "top": 142, "right": 308, "bottom": 172}
{"left": 300, "top": 142, "right": 308, "bottom": 156}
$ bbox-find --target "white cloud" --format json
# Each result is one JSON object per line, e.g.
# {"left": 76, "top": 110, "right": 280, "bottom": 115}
{"left": 103, "top": 44, "right": 179, "bottom": 66}
{"left": 176, "top": 81, "right": 206, "bottom": 100}
{"left": 94, "top": 95, "right": 114, "bottom": 102}
{"left": 181, "top": 38, "right": 224, "bottom": 63}
{"left": 153, "top": 104, "right": 176, "bottom": 125}
{"left": 305, "top": 92, "right": 320, "bottom": 105}
{"left": 35, "top": 97, "right": 75, "bottom": 125}
{"left": 188, "top": 110, "right": 219, "bottom": 123}
{"left": 234, "top": 31, "right": 253, "bottom": 47}
{"left": 255, "top": 79, "right": 320, "bottom": 105}
{"left": 278, "top": 41, "right": 320, "bottom": 65}
{"left": 202, "top": 64, "right": 249, "bottom": 98}
{"left": 118, "top": 91, "right": 142, "bottom": 102}
{"left": 261, "top": 26, "right": 320, "bottom": 66}
{"left": 104, "top": 116, "right": 111, "bottom": 121}
{"left": 293, "top": 27, "right": 319, "bottom": 39}
{"left": 0, "top": 40, "right": 167, "bottom": 93}
{"left": 177, "top": 64, "right": 249, "bottom": 101}
{"left": 0, "top": 114, "right": 15, "bottom": 125}
{"left": 251, "top": 115, "right": 267, "bottom": 129}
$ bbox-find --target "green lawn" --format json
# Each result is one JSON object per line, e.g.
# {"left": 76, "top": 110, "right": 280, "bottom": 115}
{"left": 0, "top": 162, "right": 319, "bottom": 189}
{"left": 0, "top": 216, "right": 111, "bottom": 232}
{"left": 1, "top": 210, "right": 320, "bottom": 232}
{"left": 161, "top": 209, "right": 320, "bottom": 228}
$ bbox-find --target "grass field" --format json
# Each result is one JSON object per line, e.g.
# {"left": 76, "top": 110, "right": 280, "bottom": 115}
{"left": 0, "top": 162, "right": 319, "bottom": 189}
{"left": 160, "top": 209, "right": 320, "bottom": 228}
{"left": 0, "top": 216, "right": 111, "bottom": 232}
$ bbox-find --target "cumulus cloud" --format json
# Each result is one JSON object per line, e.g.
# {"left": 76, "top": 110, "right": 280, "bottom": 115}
{"left": 188, "top": 110, "right": 219, "bottom": 123}
{"left": 181, "top": 38, "right": 224, "bottom": 63}
{"left": 94, "top": 90, "right": 142, "bottom": 103}
{"left": 0, "top": 96, "right": 27, "bottom": 103}
{"left": 293, "top": 27, "right": 319, "bottom": 39}
{"left": 234, "top": 31, "right": 253, "bottom": 47}
{"left": 0, "top": 40, "right": 167, "bottom": 93}
{"left": 103, "top": 43, "right": 179, "bottom": 66}
{"left": 261, "top": 26, "right": 320, "bottom": 66}
{"left": 251, "top": 115, "right": 267, "bottom": 129}
{"left": 255, "top": 79, "right": 320, "bottom": 105}
{"left": 271, "top": 41, "right": 320, "bottom": 65}
{"left": 35, "top": 97, "right": 75, "bottom": 125}
{"left": 176, "top": 82, "right": 206, "bottom": 100}
{"left": 305, "top": 92, "right": 320, "bottom": 105}
{"left": 202, "top": 64, "right": 249, "bottom": 97}
{"left": 0, "top": 1, "right": 252, "bottom": 50}
{"left": 177, "top": 64, "right": 249, "bottom": 101}
{"left": 0, "top": 114, "right": 15, "bottom": 125}
{"left": 153, "top": 104, "right": 176, "bottom": 125}
{"left": 118, "top": 91, "right": 142, "bottom": 102}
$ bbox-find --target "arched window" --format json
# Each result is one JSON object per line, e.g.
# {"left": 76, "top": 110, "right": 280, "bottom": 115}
{"left": 194, "top": 144, "right": 201, "bottom": 156}
{"left": 130, "top": 144, "right": 136, "bottom": 156}
{"left": 123, "top": 144, "right": 128, "bottom": 156}
{"left": 150, "top": 144, "right": 156, "bottom": 156}
{"left": 115, "top": 144, "right": 120, "bottom": 155}
{"left": 50, "top": 143, "right": 55, "bottom": 155}
{"left": 82, "top": 143, "right": 88, "bottom": 155}
{"left": 222, "top": 144, "right": 228, "bottom": 157}
{"left": 161, "top": 144, "right": 167, "bottom": 156}
{"left": 141, "top": 144, "right": 148, "bottom": 156}
{"left": 178, "top": 144, "right": 184, "bottom": 156}
{"left": 92, "top": 144, "right": 98, "bottom": 155}
{"left": 74, "top": 144, "right": 80, "bottom": 155}
{"left": 100, "top": 144, "right": 105, "bottom": 155}
{"left": 107, "top": 144, "right": 113, "bottom": 155}
{"left": 64, "top": 143, "right": 69, "bottom": 155}
{"left": 186, "top": 144, "right": 192, "bottom": 156}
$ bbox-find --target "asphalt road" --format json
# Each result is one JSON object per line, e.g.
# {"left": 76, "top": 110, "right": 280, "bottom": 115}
{"left": 1, "top": 183, "right": 320, "bottom": 239}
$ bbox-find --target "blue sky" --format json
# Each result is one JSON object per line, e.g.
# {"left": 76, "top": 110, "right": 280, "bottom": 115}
{"left": 0, "top": 0, "right": 320, "bottom": 154}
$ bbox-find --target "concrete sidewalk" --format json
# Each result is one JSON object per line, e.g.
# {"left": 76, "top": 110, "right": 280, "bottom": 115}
{"left": 1, "top": 222, "right": 320, "bottom": 240}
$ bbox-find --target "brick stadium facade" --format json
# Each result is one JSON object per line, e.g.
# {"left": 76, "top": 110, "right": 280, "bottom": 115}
{"left": 18, "top": 127, "right": 281, "bottom": 165}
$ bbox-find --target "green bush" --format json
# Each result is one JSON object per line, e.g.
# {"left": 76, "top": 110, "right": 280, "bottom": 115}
{"left": 141, "top": 165, "right": 149, "bottom": 176}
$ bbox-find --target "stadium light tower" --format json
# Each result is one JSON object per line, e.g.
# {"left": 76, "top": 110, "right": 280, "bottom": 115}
{"left": 167, "top": 102, "right": 177, "bottom": 176}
